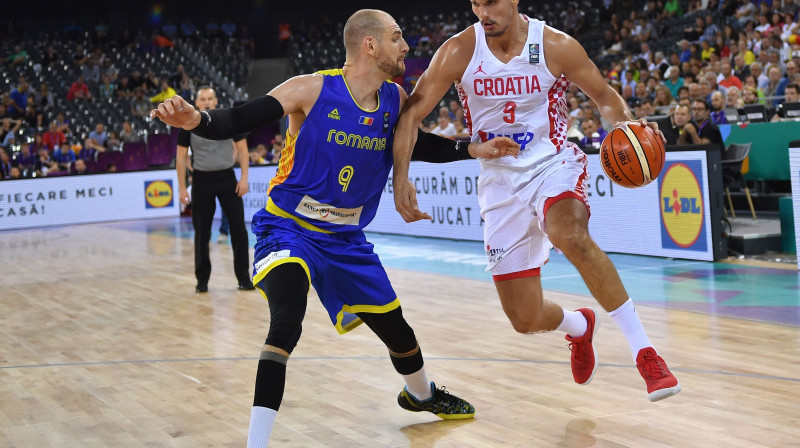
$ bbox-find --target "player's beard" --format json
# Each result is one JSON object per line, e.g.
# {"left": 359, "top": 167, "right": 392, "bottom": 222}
{"left": 378, "top": 57, "right": 404, "bottom": 77}
{"left": 483, "top": 20, "right": 509, "bottom": 37}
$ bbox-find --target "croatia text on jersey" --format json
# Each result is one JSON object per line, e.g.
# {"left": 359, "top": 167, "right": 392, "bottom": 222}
{"left": 477, "top": 130, "right": 535, "bottom": 150}
{"left": 473, "top": 75, "right": 542, "bottom": 97}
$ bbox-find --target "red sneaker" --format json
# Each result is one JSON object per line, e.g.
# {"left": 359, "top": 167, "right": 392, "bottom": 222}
{"left": 565, "top": 308, "right": 599, "bottom": 385}
{"left": 636, "top": 347, "right": 681, "bottom": 402}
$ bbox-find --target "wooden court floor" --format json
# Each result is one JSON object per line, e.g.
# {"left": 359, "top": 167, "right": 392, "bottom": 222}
{"left": 1, "top": 219, "right": 799, "bottom": 447}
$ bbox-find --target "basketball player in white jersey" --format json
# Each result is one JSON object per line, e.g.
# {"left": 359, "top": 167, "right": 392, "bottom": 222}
{"left": 393, "top": 0, "right": 681, "bottom": 402}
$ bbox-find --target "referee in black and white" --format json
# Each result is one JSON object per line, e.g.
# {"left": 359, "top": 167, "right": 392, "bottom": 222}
{"left": 176, "top": 85, "right": 254, "bottom": 293}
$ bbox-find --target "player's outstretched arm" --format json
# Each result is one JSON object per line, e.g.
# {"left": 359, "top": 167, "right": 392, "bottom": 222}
{"left": 150, "top": 74, "right": 323, "bottom": 140}
{"left": 411, "top": 129, "right": 518, "bottom": 163}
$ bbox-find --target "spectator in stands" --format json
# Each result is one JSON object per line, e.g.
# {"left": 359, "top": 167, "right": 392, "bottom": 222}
{"left": 665, "top": 0, "right": 684, "bottom": 18}
{"left": 169, "top": 65, "right": 187, "bottom": 89}
{"left": 452, "top": 120, "right": 470, "bottom": 139}
{"left": 72, "top": 158, "right": 89, "bottom": 175}
{"left": 99, "top": 74, "right": 116, "bottom": 99}
{"left": 72, "top": 44, "right": 87, "bottom": 66}
{"left": 180, "top": 73, "right": 196, "bottom": 100}
{"left": 701, "top": 14, "right": 720, "bottom": 43}
{"left": 710, "top": 91, "right": 728, "bottom": 124}
{"left": 150, "top": 79, "right": 178, "bottom": 104}
{"left": 119, "top": 120, "right": 139, "bottom": 143}
{"left": 679, "top": 99, "right": 724, "bottom": 149}
{"left": 83, "top": 57, "right": 101, "bottom": 84}
{"left": 0, "top": 118, "right": 21, "bottom": 149}
{"left": 764, "top": 65, "right": 788, "bottom": 105}
{"left": 733, "top": 53, "right": 751, "bottom": 80}
{"left": 35, "top": 148, "right": 58, "bottom": 176}
{"left": 24, "top": 101, "right": 42, "bottom": 131}
{"left": 117, "top": 76, "right": 133, "bottom": 99}
{"left": 15, "top": 142, "right": 37, "bottom": 176}
{"left": 663, "top": 66, "right": 685, "bottom": 98}
{"left": 9, "top": 78, "right": 28, "bottom": 120}
{"left": 564, "top": 4, "right": 586, "bottom": 37}
{"left": 249, "top": 147, "right": 268, "bottom": 165}
{"left": 129, "top": 70, "right": 145, "bottom": 91}
{"left": 749, "top": 62, "right": 769, "bottom": 90}
{"left": 270, "top": 133, "right": 285, "bottom": 158}
{"left": 67, "top": 76, "right": 92, "bottom": 101}
{"left": 726, "top": 86, "right": 744, "bottom": 108}
{"left": 8, "top": 45, "right": 27, "bottom": 67}
{"left": 653, "top": 85, "right": 675, "bottom": 108}
{"left": 431, "top": 116, "right": 457, "bottom": 137}
{"left": 0, "top": 150, "right": 12, "bottom": 179}
{"left": 55, "top": 112, "right": 72, "bottom": 136}
{"left": 786, "top": 61, "right": 799, "bottom": 85}
{"left": 84, "top": 123, "right": 108, "bottom": 154}
{"left": 719, "top": 60, "right": 743, "bottom": 90}
{"left": 35, "top": 82, "right": 54, "bottom": 110}
{"left": 131, "top": 88, "right": 151, "bottom": 117}
{"left": 41, "top": 45, "right": 59, "bottom": 68}
{"left": 52, "top": 143, "right": 77, "bottom": 169}
{"left": 579, "top": 118, "right": 607, "bottom": 149}
{"left": 742, "top": 85, "right": 760, "bottom": 105}
{"left": 736, "top": 0, "right": 757, "bottom": 25}
{"left": 773, "top": 83, "right": 800, "bottom": 120}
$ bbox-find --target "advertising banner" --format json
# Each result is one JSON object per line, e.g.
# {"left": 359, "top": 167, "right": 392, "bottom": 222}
{"left": 0, "top": 170, "right": 179, "bottom": 231}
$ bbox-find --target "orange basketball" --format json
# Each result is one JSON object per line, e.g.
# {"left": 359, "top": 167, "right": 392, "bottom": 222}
{"left": 599, "top": 122, "right": 665, "bottom": 188}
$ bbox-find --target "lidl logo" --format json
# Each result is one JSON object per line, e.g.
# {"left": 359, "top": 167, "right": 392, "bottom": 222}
{"left": 659, "top": 161, "right": 707, "bottom": 251}
{"left": 144, "top": 180, "right": 174, "bottom": 208}
{"left": 328, "top": 109, "right": 341, "bottom": 120}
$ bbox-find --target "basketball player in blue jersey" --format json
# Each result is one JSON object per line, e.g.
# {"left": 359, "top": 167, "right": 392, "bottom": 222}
{"left": 152, "top": 9, "right": 519, "bottom": 447}
{"left": 393, "top": 0, "right": 680, "bottom": 403}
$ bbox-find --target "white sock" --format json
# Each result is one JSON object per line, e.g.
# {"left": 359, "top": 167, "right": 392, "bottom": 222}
{"left": 247, "top": 406, "right": 277, "bottom": 448}
{"left": 403, "top": 366, "right": 432, "bottom": 400}
{"left": 556, "top": 308, "right": 588, "bottom": 338}
{"left": 608, "top": 298, "right": 653, "bottom": 361}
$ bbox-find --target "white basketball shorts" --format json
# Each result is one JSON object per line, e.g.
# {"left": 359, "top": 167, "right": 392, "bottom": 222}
{"left": 478, "top": 145, "right": 590, "bottom": 279}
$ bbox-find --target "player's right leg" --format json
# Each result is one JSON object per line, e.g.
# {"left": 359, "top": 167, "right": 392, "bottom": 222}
{"left": 480, "top": 169, "right": 599, "bottom": 385}
{"left": 248, "top": 262, "right": 308, "bottom": 448}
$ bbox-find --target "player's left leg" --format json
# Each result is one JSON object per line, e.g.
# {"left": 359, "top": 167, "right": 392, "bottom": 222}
{"left": 216, "top": 174, "right": 251, "bottom": 288}
{"left": 545, "top": 197, "right": 680, "bottom": 401}
{"left": 357, "top": 308, "right": 475, "bottom": 420}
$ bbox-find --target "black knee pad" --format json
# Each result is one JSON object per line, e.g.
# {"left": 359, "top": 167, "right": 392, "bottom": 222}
{"left": 357, "top": 307, "right": 424, "bottom": 374}
{"left": 258, "top": 263, "right": 309, "bottom": 353}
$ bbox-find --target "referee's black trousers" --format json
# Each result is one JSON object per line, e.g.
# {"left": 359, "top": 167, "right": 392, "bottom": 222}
{"left": 191, "top": 168, "right": 250, "bottom": 286}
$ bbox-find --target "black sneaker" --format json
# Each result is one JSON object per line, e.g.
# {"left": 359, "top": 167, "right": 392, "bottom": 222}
{"left": 397, "top": 382, "right": 475, "bottom": 420}
{"left": 237, "top": 282, "right": 255, "bottom": 291}
{"left": 195, "top": 284, "right": 208, "bottom": 293}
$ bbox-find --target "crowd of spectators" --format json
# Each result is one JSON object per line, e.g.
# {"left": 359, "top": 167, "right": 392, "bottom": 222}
{"left": 1, "top": 16, "right": 255, "bottom": 181}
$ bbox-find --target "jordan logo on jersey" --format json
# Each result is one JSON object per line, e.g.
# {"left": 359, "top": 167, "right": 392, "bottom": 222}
{"left": 473, "top": 61, "right": 486, "bottom": 75}
{"left": 328, "top": 109, "right": 341, "bottom": 120}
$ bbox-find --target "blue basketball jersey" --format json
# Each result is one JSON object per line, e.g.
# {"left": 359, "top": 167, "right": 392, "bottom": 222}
{"left": 254, "top": 69, "right": 400, "bottom": 234}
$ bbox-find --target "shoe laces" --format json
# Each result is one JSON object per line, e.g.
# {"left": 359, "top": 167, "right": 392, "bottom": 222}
{"left": 434, "top": 385, "right": 457, "bottom": 402}
{"left": 640, "top": 351, "right": 669, "bottom": 379}
{"left": 567, "top": 336, "right": 590, "bottom": 361}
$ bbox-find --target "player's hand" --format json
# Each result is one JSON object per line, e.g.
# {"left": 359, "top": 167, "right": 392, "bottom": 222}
{"left": 393, "top": 176, "right": 432, "bottom": 223}
{"left": 468, "top": 136, "right": 520, "bottom": 159}
{"left": 632, "top": 118, "right": 666, "bottom": 144}
{"left": 235, "top": 179, "right": 249, "bottom": 197}
{"left": 178, "top": 187, "right": 191, "bottom": 205}
{"left": 150, "top": 95, "right": 201, "bottom": 129}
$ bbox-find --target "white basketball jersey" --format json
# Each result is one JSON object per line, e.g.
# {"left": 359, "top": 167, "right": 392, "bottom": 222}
{"left": 457, "top": 17, "right": 573, "bottom": 172}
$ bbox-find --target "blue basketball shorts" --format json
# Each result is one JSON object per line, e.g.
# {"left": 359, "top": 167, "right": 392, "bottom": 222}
{"left": 252, "top": 213, "right": 399, "bottom": 334}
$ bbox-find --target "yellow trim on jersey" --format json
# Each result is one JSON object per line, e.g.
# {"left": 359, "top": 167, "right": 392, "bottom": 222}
{"left": 334, "top": 298, "right": 402, "bottom": 335}
{"left": 252, "top": 257, "right": 311, "bottom": 301}
{"left": 265, "top": 198, "right": 334, "bottom": 234}
{"left": 316, "top": 68, "right": 380, "bottom": 113}
{"left": 268, "top": 131, "right": 297, "bottom": 194}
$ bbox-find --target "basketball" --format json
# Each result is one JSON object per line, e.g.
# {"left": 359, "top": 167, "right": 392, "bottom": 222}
{"left": 599, "top": 122, "right": 665, "bottom": 188}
